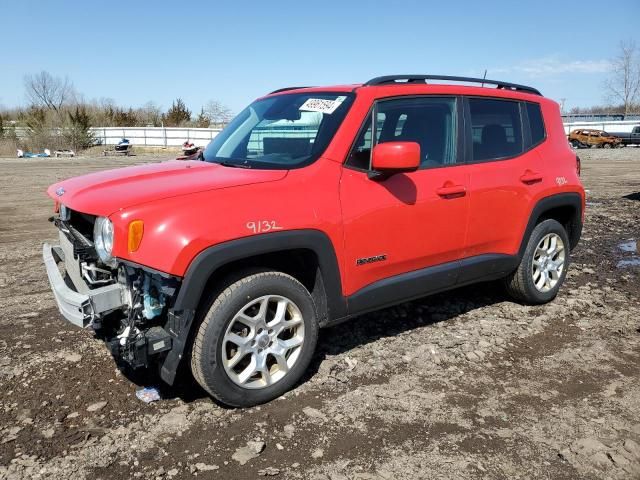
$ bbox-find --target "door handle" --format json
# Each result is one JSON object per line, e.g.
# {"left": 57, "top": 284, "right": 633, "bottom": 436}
{"left": 436, "top": 185, "right": 466, "bottom": 197}
{"left": 520, "top": 171, "right": 543, "bottom": 184}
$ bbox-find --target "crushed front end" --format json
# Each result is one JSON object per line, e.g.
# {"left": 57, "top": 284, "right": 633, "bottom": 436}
{"left": 43, "top": 207, "right": 182, "bottom": 373}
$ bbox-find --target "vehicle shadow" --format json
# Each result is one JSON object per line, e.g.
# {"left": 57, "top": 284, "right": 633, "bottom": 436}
{"left": 302, "top": 281, "right": 508, "bottom": 384}
{"left": 143, "top": 281, "right": 508, "bottom": 405}
{"left": 379, "top": 173, "right": 418, "bottom": 204}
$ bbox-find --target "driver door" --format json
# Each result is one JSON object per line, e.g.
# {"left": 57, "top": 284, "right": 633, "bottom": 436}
{"left": 339, "top": 96, "right": 470, "bottom": 301}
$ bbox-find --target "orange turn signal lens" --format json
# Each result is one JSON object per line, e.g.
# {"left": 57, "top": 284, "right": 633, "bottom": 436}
{"left": 128, "top": 220, "right": 144, "bottom": 252}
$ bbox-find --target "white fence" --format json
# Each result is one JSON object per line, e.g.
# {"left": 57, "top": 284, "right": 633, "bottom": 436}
{"left": 11, "top": 121, "right": 640, "bottom": 148}
{"left": 90, "top": 127, "right": 222, "bottom": 147}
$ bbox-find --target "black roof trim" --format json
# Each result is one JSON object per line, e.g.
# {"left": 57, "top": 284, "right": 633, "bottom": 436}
{"left": 269, "top": 86, "right": 314, "bottom": 94}
{"left": 364, "top": 75, "right": 541, "bottom": 96}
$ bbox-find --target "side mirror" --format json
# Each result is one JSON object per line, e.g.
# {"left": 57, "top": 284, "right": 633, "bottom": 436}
{"left": 370, "top": 142, "right": 420, "bottom": 179}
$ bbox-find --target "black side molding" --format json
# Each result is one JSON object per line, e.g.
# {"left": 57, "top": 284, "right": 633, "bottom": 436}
{"left": 347, "top": 260, "right": 458, "bottom": 317}
{"left": 345, "top": 254, "right": 518, "bottom": 319}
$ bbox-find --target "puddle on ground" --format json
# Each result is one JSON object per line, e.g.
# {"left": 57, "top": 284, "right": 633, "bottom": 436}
{"left": 617, "top": 240, "right": 637, "bottom": 253}
{"left": 615, "top": 240, "right": 639, "bottom": 268}
{"left": 586, "top": 201, "right": 601, "bottom": 207}
{"left": 617, "top": 258, "right": 640, "bottom": 268}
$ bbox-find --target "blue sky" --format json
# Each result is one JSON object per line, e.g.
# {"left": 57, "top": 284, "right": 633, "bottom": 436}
{"left": 1, "top": 0, "right": 638, "bottom": 114}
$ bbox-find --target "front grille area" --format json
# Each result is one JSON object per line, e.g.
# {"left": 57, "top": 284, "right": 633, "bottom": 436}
{"left": 68, "top": 209, "right": 96, "bottom": 239}
{"left": 55, "top": 208, "right": 98, "bottom": 262}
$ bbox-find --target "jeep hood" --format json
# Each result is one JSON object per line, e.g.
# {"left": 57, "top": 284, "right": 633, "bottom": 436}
{"left": 47, "top": 160, "right": 288, "bottom": 216}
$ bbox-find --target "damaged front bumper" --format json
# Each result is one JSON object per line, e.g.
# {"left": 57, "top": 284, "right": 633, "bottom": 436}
{"left": 43, "top": 231, "right": 188, "bottom": 383}
{"left": 43, "top": 242, "right": 127, "bottom": 328}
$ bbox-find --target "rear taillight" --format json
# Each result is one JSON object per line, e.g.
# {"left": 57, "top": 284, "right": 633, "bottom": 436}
{"left": 576, "top": 155, "right": 581, "bottom": 176}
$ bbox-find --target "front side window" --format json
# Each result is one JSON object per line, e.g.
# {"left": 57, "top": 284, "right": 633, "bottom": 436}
{"left": 203, "top": 92, "right": 354, "bottom": 169}
{"left": 347, "top": 97, "right": 458, "bottom": 170}
{"left": 469, "top": 98, "right": 523, "bottom": 162}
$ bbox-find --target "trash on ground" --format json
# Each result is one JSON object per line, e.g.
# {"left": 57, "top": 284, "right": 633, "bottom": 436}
{"left": 136, "top": 387, "right": 161, "bottom": 403}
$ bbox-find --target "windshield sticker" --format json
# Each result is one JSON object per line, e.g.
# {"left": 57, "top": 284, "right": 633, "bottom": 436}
{"left": 299, "top": 96, "right": 346, "bottom": 115}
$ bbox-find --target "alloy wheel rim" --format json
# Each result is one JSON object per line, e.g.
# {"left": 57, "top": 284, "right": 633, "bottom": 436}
{"left": 531, "top": 233, "right": 566, "bottom": 292}
{"left": 222, "top": 295, "right": 305, "bottom": 389}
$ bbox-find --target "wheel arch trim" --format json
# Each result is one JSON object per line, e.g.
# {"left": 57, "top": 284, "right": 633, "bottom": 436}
{"left": 173, "top": 229, "right": 347, "bottom": 320}
{"left": 518, "top": 192, "right": 583, "bottom": 257}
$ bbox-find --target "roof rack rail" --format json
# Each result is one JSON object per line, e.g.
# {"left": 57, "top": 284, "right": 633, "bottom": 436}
{"left": 269, "top": 86, "right": 314, "bottom": 94}
{"left": 364, "top": 75, "right": 541, "bottom": 96}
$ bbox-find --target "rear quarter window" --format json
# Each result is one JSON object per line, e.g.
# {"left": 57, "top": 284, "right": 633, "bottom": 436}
{"left": 526, "top": 102, "right": 546, "bottom": 146}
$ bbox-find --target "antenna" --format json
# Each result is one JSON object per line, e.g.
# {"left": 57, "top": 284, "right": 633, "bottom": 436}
{"left": 481, "top": 69, "right": 487, "bottom": 88}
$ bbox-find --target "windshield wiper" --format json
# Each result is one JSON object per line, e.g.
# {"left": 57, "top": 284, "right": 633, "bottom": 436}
{"left": 219, "top": 161, "right": 252, "bottom": 169}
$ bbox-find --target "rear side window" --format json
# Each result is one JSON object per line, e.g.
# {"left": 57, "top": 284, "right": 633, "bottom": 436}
{"left": 469, "top": 98, "right": 523, "bottom": 162}
{"left": 526, "top": 102, "right": 545, "bottom": 146}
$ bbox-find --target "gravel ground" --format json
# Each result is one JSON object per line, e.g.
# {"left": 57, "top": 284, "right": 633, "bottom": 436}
{"left": 0, "top": 148, "right": 639, "bottom": 480}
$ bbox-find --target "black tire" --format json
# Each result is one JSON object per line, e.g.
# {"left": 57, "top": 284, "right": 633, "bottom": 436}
{"left": 191, "top": 271, "right": 319, "bottom": 407}
{"left": 504, "top": 219, "right": 570, "bottom": 305}
{"left": 570, "top": 140, "right": 581, "bottom": 149}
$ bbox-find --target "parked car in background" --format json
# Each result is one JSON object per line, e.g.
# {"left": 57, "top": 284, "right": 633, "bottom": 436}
{"left": 568, "top": 129, "right": 621, "bottom": 149}
{"left": 43, "top": 75, "right": 584, "bottom": 407}
{"left": 609, "top": 126, "right": 640, "bottom": 146}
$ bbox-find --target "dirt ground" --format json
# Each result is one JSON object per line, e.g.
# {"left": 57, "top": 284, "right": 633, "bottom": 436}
{"left": 0, "top": 148, "right": 639, "bottom": 480}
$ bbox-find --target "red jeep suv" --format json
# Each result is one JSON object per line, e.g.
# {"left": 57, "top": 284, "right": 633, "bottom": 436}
{"left": 44, "top": 75, "right": 584, "bottom": 407}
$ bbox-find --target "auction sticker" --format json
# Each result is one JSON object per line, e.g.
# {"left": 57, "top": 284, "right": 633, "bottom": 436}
{"left": 299, "top": 96, "right": 346, "bottom": 114}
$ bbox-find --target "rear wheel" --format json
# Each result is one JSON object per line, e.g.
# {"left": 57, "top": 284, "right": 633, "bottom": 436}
{"left": 570, "top": 140, "right": 581, "bottom": 149}
{"left": 191, "top": 272, "right": 319, "bottom": 407}
{"left": 505, "top": 219, "right": 570, "bottom": 304}
{"left": 603, "top": 143, "right": 612, "bottom": 149}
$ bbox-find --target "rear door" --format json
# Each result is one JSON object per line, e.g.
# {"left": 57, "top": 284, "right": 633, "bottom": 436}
{"left": 463, "top": 97, "right": 546, "bottom": 278}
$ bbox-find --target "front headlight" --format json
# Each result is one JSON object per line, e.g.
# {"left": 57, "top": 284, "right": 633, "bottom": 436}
{"left": 94, "top": 217, "right": 114, "bottom": 263}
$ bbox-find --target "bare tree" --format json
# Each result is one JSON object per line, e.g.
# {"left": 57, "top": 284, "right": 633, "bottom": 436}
{"left": 605, "top": 40, "right": 640, "bottom": 116}
{"left": 140, "top": 101, "right": 163, "bottom": 126}
{"left": 204, "top": 100, "right": 233, "bottom": 126}
{"left": 23, "top": 71, "right": 75, "bottom": 115}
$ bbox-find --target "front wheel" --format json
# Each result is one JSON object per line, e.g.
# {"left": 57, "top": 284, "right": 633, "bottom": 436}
{"left": 603, "top": 143, "right": 612, "bottom": 149}
{"left": 570, "top": 140, "right": 581, "bottom": 149}
{"left": 504, "top": 219, "right": 570, "bottom": 304}
{"left": 191, "top": 272, "right": 319, "bottom": 407}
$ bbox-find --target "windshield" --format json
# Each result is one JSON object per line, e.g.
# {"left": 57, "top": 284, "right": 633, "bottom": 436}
{"left": 203, "top": 92, "right": 354, "bottom": 169}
